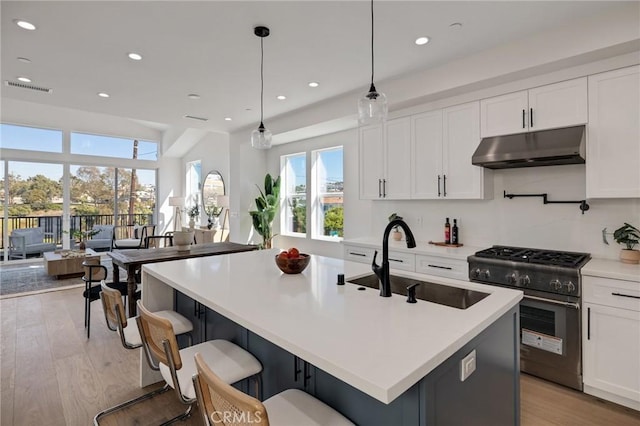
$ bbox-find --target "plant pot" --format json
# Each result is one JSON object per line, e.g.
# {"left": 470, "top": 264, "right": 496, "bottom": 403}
{"left": 188, "top": 219, "right": 195, "bottom": 229}
{"left": 173, "top": 230, "right": 194, "bottom": 251}
{"left": 392, "top": 230, "right": 402, "bottom": 241}
{"left": 78, "top": 241, "right": 86, "bottom": 251}
{"left": 620, "top": 249, "right": 640, "bottom": 264}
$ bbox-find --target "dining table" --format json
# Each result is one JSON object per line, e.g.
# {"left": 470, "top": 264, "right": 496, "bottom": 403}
{"left": 107, "top": 241, "right": 257, "bottom": 317}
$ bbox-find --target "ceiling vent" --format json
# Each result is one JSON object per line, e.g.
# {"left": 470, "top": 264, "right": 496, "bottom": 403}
{"left": 183, "top": 115, "right": 209, "bottom": 122}
{"left": 4, "top": 80, "right": 53, "bottom": 93}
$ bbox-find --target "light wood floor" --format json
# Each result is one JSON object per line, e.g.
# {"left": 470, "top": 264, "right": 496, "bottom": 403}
{"left": 2, "top": 287, "right": 639, "bottom": 426}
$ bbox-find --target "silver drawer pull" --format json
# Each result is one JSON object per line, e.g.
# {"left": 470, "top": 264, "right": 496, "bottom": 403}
{"left": 389, "top": 258, "right": 404, "bottom": 263}
{"left": 349, "top": 252, "right": 367, "bottom": 257}
{"left": 428, "top": 264, "right": 452, "bottom": 270}
{"left": 523, "top": 295, "right": 580, "bottom": 309}
{"left": 612, "top": 292, "right": 640, "bottom": 300}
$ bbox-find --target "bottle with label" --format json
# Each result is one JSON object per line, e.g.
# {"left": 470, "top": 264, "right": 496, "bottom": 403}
{"left": 452, "top": 219, "right": 459, "bottom": 245}
{"left": 444, "top": 217, "right": 451, "bottom": 244}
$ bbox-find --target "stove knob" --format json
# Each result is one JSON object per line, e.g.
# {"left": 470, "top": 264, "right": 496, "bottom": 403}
{"left": 564, "top": 281, "right": 576, "bottom": 292}
{"left": 471, "top": 268, "right": 481, "bottom": 279}
{"left": 519, "top": 275, "right": 531, "bottom": 287}
{"left": 480, "top": 269, "right": 491, "bottom": 279}
{"left": 506, "top": 273, "right": 517, "bottom": 284}
{"left": 550, "top": 279, "right": 563, "bottom": 291}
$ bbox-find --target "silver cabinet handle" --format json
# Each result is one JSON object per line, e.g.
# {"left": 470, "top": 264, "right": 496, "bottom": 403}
{"left": 382, "top": 179, "right": 387, "bottom": 198}
{"left": 389, "top": 258, "right": 404, "bottom": 263}
{"left": 349, "top": 252, "right": 367, "bottom": 257}
{"left": 612, "top": 292, "right": 640, "bottom": 300}
{"left": 437, "top": 175, "right": 441, "bottom": 197}
{"left": 443, "top": 174, "right": 447, "bottom": 197}
{"left": 428, "top": 264, "right": 452, "bottom": 270}
{"left": 378, "top": 179, "right": 382, "bottom": 198}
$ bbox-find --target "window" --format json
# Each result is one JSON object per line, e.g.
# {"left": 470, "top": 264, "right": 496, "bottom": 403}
{"left": 71, "top": 132, "right": 157, "bottom": 160}
{"left": 186, "top": 160, "right": 201, "bottom": 213}
{"left": 281, "top": 153, "right": 306, "bottom": 236}
{"left": 0, "top": 123, "right": 62, "bottom": 153}
{"left": 280, "top": 146, "right": 343, "bottom": 240}
{"left": 312, "top": 147, "right": 343, "bottom": 239}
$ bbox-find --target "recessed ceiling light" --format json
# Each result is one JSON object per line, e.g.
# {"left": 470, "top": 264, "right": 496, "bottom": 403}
{"left": 97, "top": 92, "right": 110, "bottom": 98}
{"left": 308, "top": 82, "right": 319, "bottom": 88}
{"left": 224, "top": 117, "right": 232, "bottom": 121}
{"left": 187, "top": 94, "right": 201, "bottom": 100}
{"left": 17, "top": 57, "right": 31, "bottom": 63}
{"left": 17, "top": 77, "right": 31, "bottom": 83}
{"left": 14, "top": 20, "right": 36, "bottom": 30}
{"left": 276, "top": 95, "right": 286, "bottom": 100}
{"left": 415, "top": 37, "right": 430, "bottom": 46}
{"left": 128, "top": 52, "right": 143, "bottom": 61}
{"left": 449, "top": 22, "right": 463, "bottom": 29}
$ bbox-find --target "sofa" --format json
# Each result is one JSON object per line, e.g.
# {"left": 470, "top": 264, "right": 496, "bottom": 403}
{"left": 8, "top": 227, "right": 57, "bottom": 259}
{"left": 82, "top": 225, "right": 114, "bottom": 252}
{"left": 112, "top": 224, "right": 156, "bottom": 249}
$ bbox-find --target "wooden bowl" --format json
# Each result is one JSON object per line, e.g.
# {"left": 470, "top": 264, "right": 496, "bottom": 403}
{"left": 275, "top": 253, "right": 310, "bottom": 274}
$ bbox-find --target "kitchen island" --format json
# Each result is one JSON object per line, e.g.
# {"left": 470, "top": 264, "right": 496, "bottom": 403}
{"left": 141, "top": 249, "right": 522, "bottom": 425}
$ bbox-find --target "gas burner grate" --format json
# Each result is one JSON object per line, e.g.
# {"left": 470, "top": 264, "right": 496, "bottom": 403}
{"left": 474, "top": 246, "right": 590, "bottom": 268}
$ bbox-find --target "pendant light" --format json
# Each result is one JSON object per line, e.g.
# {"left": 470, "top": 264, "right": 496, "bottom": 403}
{"left": 251, "top": 26, "right": 272, "bottom": 149}
{"left": 358, "top": 0, "right": 388, "bottom": 126}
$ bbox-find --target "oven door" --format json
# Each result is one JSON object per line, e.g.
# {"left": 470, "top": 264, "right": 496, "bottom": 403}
{"left": 519, "top": 293, "right": 582, "bottom": 390}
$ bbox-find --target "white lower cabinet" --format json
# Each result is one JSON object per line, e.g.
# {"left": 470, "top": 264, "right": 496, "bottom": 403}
{"left": 415, "top": 255, "right": 468, "bottom": 280}
{"left": 343, "top": 244, "right": 415, "bottom": 272}
{"left": 343, "top": 244, "right": 375, "bottom": 264}
{"left": 582, "top": 276, "right": 640, "bottom": 410}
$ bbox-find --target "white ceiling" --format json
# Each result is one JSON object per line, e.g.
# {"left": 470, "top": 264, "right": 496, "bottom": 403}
{"left": 0, "top": 1, "right": 628, "bottom": 135}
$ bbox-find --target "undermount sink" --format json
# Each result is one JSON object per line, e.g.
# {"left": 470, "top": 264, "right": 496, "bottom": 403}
{"left": 347, "top": 273, "right": 489, "bottom": 310}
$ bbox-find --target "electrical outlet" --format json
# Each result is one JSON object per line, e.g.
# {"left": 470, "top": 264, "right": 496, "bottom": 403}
{"left": 460, "top": 349, "right": 476, "bottom": 382}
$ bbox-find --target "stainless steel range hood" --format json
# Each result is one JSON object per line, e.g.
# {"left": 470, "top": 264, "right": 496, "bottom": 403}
{"left": 472, "top": 125, "right": 586, "bottom": 169}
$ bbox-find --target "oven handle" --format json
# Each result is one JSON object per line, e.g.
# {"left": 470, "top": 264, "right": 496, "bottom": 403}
{"left": 523, "top": 294, "right": 580, "bottom": 309}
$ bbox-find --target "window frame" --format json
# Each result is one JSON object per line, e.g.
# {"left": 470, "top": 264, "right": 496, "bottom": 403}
{"left": 311, "top": 146, "right": 343, "bottom": 242}
{"left": 280, "top": 151, "right": 307, "bottom": 239}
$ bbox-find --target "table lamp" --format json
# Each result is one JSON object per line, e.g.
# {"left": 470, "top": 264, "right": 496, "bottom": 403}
{"left": 169, "top": 196, "right": 185, "bottom": 232}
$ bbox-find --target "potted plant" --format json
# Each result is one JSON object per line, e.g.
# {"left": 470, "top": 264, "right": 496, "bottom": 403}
{"left": 249, "top": 173, "right": 280, "bottom": 249}
{"left": 603, "top": 222, "right": 640, "bottom": 264}
{"left": 64, "top": 228, "right": 99, "bottom": 251}
{"left": 388, "top": 213, "right": 403, "bottom": 241}
{"left": 186, "top": 204, "right": 200, "bottom": 229}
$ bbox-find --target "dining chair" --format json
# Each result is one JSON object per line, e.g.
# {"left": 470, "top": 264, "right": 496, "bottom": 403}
{"left": 192, "top": 352, "right": 354, "bottom": 426}
{"left": 82, "top": 258, "right": 129, "bottom": 339}
{"left": 93, "top": 282, "right": 195, "bottom": 425}
{"left": 136, "top": 300, "right": 263, "bottom": 425}
{"left": 145, "top": 234, "right": 174, "bottom": 249}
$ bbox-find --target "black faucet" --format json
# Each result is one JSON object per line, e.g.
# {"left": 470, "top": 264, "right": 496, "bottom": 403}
{"left": 372, "top": 219, "right": 417, "bottom": 297}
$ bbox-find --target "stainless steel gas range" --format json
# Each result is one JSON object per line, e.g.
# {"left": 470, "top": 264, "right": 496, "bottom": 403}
{"left": 468, "top": 246, "right": 591, "bottom": 390}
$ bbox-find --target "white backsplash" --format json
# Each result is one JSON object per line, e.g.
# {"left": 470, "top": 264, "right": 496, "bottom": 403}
{"left": 362, "top": 165, "right": 640, "bottom": 260}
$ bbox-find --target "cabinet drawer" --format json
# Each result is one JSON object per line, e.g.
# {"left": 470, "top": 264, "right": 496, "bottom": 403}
{"left": 343, "top": 245, "right": 375, "bottom": 264}
{"left": 415, "top": 255, "right": 468, "bottom": 280}
{"left": 387, "top": 251, "right": 415, "bottom": 272}
{"left": 583, "top": 276, "right": 640, "bottom": 312}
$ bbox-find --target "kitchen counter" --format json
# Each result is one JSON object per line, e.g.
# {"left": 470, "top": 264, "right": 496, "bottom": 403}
{"left": 343, "top": 237, "right": 483, "bottom": 260}
{"left": 142, "top": 249, "right": 522, "bottom": 404}
{"left": 582, "top": 257, "right": 640, "bottom": 282}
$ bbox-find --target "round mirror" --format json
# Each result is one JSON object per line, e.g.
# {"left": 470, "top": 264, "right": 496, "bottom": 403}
{"left": 202, "top": 170, "right": 225, "bottom": 207}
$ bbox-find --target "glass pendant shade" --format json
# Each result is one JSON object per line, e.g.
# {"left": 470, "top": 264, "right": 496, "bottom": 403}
{"left": 358, "top": 84, "right": 388, "bottom": 126}
{"left": 251, "top": 123, "right": 272, "bottom": 149}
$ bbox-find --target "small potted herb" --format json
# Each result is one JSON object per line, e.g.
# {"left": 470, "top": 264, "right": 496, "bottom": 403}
{"left": 187, "top": 204, "right": 200, "bottom": 229}
{"left": 388, "top": 213, "right": 403, "bottom": 241}
{"left": 603, "top": 222, "right": 640, "bottom": 264}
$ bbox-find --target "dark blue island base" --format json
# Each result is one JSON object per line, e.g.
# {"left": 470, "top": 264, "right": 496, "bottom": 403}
{"left": 176, "top": 292, "right": 520, "bottom": 426}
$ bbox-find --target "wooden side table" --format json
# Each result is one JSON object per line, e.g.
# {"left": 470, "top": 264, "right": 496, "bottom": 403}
{"left": 193, "top": 228, "right": 216, "bottom": 244}
{"left": 43, "top": 249, "right": 100, "bottom": 279}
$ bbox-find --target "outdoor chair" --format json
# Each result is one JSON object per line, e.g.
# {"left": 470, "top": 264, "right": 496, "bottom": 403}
{"left": 136, "top": 300, "right": 263, "bottom": 424}
{"left": 8, "top": 227, "right": 56, "bottom": 259}
{"left": 112, "top": 224, "right": 156, "bottom": 250}
{"left": 83, "top": 225, "right": 114, "bottom": 251}
{"left": 192, "top": 352, "right": 354, "bottom": 426}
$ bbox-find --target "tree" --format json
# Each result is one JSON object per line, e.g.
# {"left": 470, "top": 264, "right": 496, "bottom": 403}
{"left": 288, "top": 197, "right": 306, "bottom": 233}
{"left": 324, "top": 206, "right": 344, "bottom": 237}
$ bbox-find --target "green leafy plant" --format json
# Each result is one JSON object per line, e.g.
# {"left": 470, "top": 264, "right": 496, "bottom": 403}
{"left": 186, "top": 204, "right": 200, "bottom": 219}
{"left": 604, "top": 223, "right": 640, "bottom": 250}
{"left": 249, "top": 173, "right": 281, "bottom": 249}
{"left": 64, "top": 228, "right": 99, "bottom": 241}
{"left": 388, "top": 213, "right": 403, "bottom": 231}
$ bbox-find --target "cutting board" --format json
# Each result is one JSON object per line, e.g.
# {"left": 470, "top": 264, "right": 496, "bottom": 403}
{"left": 428, "top": 241, "right": 464, "bottom": 247}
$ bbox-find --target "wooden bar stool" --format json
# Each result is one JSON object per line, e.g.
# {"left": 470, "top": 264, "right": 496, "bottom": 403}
{"left": 192, "top": 352, "right": 354, "bottom": 426}
{"left": 136, "top": 300, "right": 263, "bottom": 425}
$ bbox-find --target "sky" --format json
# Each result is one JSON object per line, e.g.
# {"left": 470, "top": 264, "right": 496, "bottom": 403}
{"left": 288, "top": 148, "right": 343, "bottom": 187}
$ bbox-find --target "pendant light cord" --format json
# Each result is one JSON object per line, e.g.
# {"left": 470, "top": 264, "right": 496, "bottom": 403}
{"left": 260, "top": 36, "right": 265, "bottom": 126}
{"left": 370, "top": 0, "right": 375, "bottom": 88}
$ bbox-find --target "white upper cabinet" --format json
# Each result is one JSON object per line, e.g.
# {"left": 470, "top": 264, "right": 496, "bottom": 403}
{"left": 587, "top": 65, "right": 640, "bottom": 199}
{"left": 412, "top": 101, "right": 491, "bottom": 200}
{"left": 359, "top": 124, "right": 384, "bottom": 199}
{"left": 480, "top": 77, "right": 587, "bottom": 137}
{"left": 411, "top": 110, "right": 442, "bottom": 199}
{"left": 359, "top": 117, "right": 411, "bottom": 200}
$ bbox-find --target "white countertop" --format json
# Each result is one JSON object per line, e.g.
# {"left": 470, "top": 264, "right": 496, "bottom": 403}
{"left": 582, "top": 257, "right": 640, "bottom": 282}
{"left": 143, "top": 249, "right": 522, "bottom": 404}
{"left": 342, "top": 237, "right": 482, "bottom": 260}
